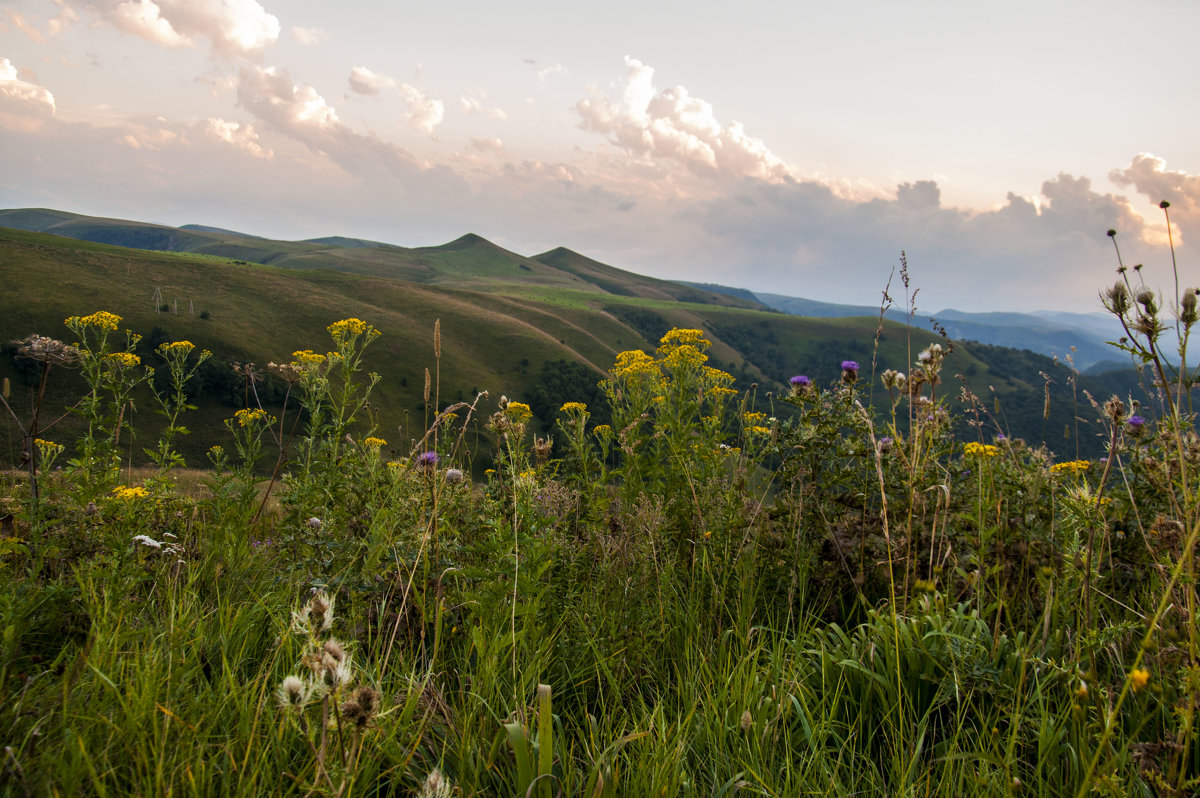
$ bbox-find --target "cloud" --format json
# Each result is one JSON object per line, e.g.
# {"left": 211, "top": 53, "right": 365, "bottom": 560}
{"left": 78, "top": 0, "right": 280, "bottom": 57}
{"left": 236, "top": 64, "right": 427, "bottom": 176}
{"left": 206, "top": 117, "right": 271, "bottom": 159}
{"left": 460, "top": 87, "right": 507, "bottom": 119}
{"left": 0, "top": 56, "right": 56, "bottom": 130}
{"left": 347, "top": 66, "right": 443, "bottom": 136}
{"left": 575, "top": 56, "right": 788, "bottom": 182}
{"left": 348, "top": 65, "right": 395, "bottom": 96}
{"left": 1110, "top": 154, "right": 1200, "bottom": 237}
{"left": 468, "top": 136, "right": 504, "bottom": 155}
{"left": 290, "top": 26, "right": 326, "bottom": 45}
{"left": 5, "top": 10, "right": 45, "bottom": 43}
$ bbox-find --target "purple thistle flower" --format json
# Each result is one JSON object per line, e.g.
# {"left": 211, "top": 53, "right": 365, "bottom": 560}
{"left": 789, "top": 374, "right": 812, "bottom": 396}
{"left": 841, "top": 360, "right": 859, "bottom": 384}
{"left": 416, "top": 451, "right": 439, "bottom": 468}
{"left": 1127, "top": 415, "right": 1145, "bottom": 429}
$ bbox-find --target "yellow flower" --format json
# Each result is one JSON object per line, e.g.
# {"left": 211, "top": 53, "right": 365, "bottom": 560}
{"left": 104, "top": 352, "right": 141, "bottom": 369}
{"left": 504, "top": 402, "right": 532, "bottom": 423}
{"left": 611, "top": 349, "right": 660, "bottom": 379}
{"left": 111, "top": 485, "right": 149, "bottom": 500}
{"left": 292, "top": 349, "right": 327, "bottom": 368}
{"left": 559, "top": 401, "right": 588, "bottom": 413}
{"left": 159, "top": 340, "right": 195, "bottom": 356}
{"left": 327, "top": 317, "right": 369, "bottom": 340}
{"left": 658, "top": 328, "right": 709, "bottom": 350}
{"left": 964, "top": 442, "right": 999, "bottom": 457}
{"left": 1129, "top": 668, "right": 1150, "bottom": 692}
{"left": 592, "top": 424, "right": 613, "bottom": 440}
{"left": 363, "top": 436, "right": 386, "bottom": 448}
{"left": 743, "top": 411, "right": 767, "bottom": 424}
{"left": 710, "top": 386, "right": 738, "bottom": 398}
{"left": 67, "top": 311, "right": 121, "bottom": 331}
{"left": 234, "top": 408, "right": 270, "bottom": 426}
{"left": 748, "top": 425, "right": 770, "bottom": 436}
{"left": 660, "top": 344, "right": 707, "bottom": 371}
{"left": 1051, "top": 459, "right": 1090, "bottom": 475}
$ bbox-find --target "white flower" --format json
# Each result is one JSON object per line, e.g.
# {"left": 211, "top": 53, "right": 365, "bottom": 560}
{"left": 132, "top": 535, "right": 162, "bottom": 549}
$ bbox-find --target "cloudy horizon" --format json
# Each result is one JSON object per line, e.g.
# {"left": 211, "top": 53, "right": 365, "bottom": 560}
{"left": 2, "top": 0, "right": 1198, "bottom": 313}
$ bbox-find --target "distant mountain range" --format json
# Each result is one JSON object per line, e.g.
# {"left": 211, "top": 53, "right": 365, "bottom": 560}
{"left": 682, "top": 284, "right": 1127, "bottom": 373}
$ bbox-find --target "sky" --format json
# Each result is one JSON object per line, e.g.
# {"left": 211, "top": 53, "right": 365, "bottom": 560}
{"left": 2, "top": 0, "right": 1199, "bottom": 313}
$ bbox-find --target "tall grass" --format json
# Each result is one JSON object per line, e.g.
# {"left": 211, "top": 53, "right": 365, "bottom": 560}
{"left": 1, "top": 214, "right": 1198, "bottom": 796}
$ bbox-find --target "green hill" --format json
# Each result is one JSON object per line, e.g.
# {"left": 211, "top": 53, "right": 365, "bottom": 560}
{"left": 0, "top": 215, "right": 1136, "bottom": 467}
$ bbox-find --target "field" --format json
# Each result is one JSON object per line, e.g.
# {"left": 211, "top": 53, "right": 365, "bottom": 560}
{"left": 0, "top": 221, "right": 1197, "bottom": 796}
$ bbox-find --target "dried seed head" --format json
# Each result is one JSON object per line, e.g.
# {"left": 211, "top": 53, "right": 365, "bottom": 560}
{"left": 1103, "top": 282, "right": 1130, "bottom": 316}
{"left": 433, "top": 318, "right": 441, "bottom": 359}
{"left": 277, "top": 675, "right": 310, "bottom": 709}
{"left": 533, "top": 436, "right": 553, "bottom": 466}
{"left": 423, "top": 368, "right": 431, "bottom": 402}
{"left": 1103, "top": 396, "right": 1126, "bottom": 422}
{"left": 1182, "top": 288, "right": 1199, "bottom": 326}
{"left": 739, "top": 710, "right": 753, "bottom": 731}
{"left": 420, "top": 769, "right": 453, "bottom": 798}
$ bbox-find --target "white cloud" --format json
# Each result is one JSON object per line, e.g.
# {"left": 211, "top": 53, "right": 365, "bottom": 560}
{"left": 575, "top": 56, "right": 788, "bottom": 182}
{"left": 79, "top": 0, "right": 280, "bottom": 57}
{"left": 0, "top": 56, "right": 56, "bottom": 129}
{"left": 5, "top": 10, "right": 46, "bottom": 43}
{"left": 348, "top": 65, "right": 395, "bottom": 96}
{"left": 236, "top": 64, "right": 424, "bottom": 176}
{"left": 290, "top": 26, "right": 326, "bottom": 45}
{"left": 468, "top": 136, "right": 504, "bottom": 155}
{"left": 347, "top": 66, "right": 444, "bottom": 137}
{"left": 206, "top": 117, "right": 271, "bottom": 159}
{"left": 460, "top": 87, "right": 507, "bottom": 119}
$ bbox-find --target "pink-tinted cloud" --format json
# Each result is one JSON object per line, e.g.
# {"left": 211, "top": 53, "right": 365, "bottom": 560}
{"left": 1110, "top": 154, "right": 1200, "bottom": 237}
{"left": 75, "top": 0, "right": 279, "bottom": 57}
{"left": 0, "top": 56, "right": 56, "bottom": 130}
{"left": 576, "top": 56, "right": 788, "bottom": 182}
{"left": 347, "top": 66, "right": 444, "bottom": 136}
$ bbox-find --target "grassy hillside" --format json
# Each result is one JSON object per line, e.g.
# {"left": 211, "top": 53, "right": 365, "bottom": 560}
{"left": 0, "top": 222, "right": 1132, "bottom": 468}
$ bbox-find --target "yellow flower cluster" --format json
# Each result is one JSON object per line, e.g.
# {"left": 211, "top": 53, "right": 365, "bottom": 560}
{"left": 234, "top": 408, "right": 269, "bottom": 427}
{"left": 709, "top": 386, "right": 738, "bottom": 399}
{"left": 363, "top": 436, "right": 387, "bottom": 447}
{"left": 104, "top": 352, "right": 141, "bottom": 369}
{"left": 159, "top": 340, "right": 195, "bottom": 355}
{"left": 327, "top": 317, "right": 369, "bottom": 339}
{"left": 743, "top": 412, "right": 767, "bottom": 425}
{"left": 1129, "top": 667, "right": 1150, "bottom": 692}
{"left": 111, "top": 485, "right": 149, "bottom": 500}
{"left": 560, "top": 402, "right": 588, "bottom": 413}
{"left": 964, "top": 442, "right": 999, "bottom": 457}
{"left": 592, "top": 424, "right": 613, "bottom": 439}
{"left": 747, "top": 425, "right": 770, "bottom": 436}
{"left": 1051, "top": 460, "right": 1090, "bottom": 475}
{"left": 504, "top": 402, "right": 532, "bottom": 423}
{"left": 66, "top": 311, "right": 121, "bottom": 331}
{"left": 292, "top": 349, "right": 327, "bottom": 367}
{"left": 660, "top": 344, "right": 708, "bottom": 371}
{"left": 612, "top": 349, "right": 660, "bottom": 379}
{"left": 658, "top": 328, "right": 709, "bottom": 350}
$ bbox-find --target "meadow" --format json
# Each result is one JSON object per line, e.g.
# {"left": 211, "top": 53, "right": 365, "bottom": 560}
{"left": 1, "top": 226, "right": 1198, "bottom": 796}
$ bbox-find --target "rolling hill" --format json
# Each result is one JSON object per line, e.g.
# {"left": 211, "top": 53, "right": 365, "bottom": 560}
{"left": 0, "top": 211, "right": 1141, "bottom": 466}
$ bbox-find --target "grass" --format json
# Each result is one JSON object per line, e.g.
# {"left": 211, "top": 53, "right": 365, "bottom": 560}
{"left": 1, "top": 215, "right": 1197, "bottom": 795}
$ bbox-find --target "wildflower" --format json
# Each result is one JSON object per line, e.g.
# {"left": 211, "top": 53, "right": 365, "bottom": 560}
{"left": 327, "top": 317, "right": 369, "bottom": 340}
{"left": 112, "top": 485, "right": 150, "bottom": 500}
{"left": 234, "top": 408, "right": 269, "bottom": 427}
{"left": 277, "top": 675, "right": 311, "bottom": 709}
{"left": 444, "top": 467, "right": 465, "bottom": 484}
{"left": 593, "top": 424, "right": 613, "bottom": 440}
{"left": 841, "top": 360, "right": 859, "bottom": 384}
{"left": 291, "top": 349, "right": 327, "bottom": 368}
{"left": 15, "top": 334, "right": 79, "bottom": 366}
{"left": 964, "top": 442, "right": 999, "bottom": 458}
{"left": 1129, "top": 668, "right": 1150, "bottom": 692}
{"left": 159, "top": 340, "right": 195, "bottom": 356}
{"left": 611, "top": 350, "right": 660, "bottom": 379}
{"left": 416, "top": 451, "right": 439, "bottom": 469}
{"left": 747, "top": 425, "right": 770, "bottom": 436}
{"left": 560, "top": 401, "right": 588, "bottom": 413}
{"left": 659, "top": 328, "right": 708, "bottom": 349}
{"left": 1050, "top": 460, "right": 1090, "bottom": 475}
{"left": 743, "top": 411, "right": 766, "bottom": 424}
{"left": 306, "top": 517, "right": 323, "bottom": 530}
{"left": 789, "top": 375, "right": 812, "bottom": 397}
{"left": 1127, "top": 415, "right": 1145, "bottom": 431}
{"left": 340, "top": 685, "right": 381, "bottom": 728}
{"left": 739, "top": 710, "right": 753, "bottom": 731}
{"left": 363, "top": 436, "right": 386, "bottom": 448}
{"left": 504, "top": 402, "right": 532, "bottom": 423}
{"left": 1075, "top": 681, "right": 1089, "bottom": 699}
{"left": 132, "top": 534, "right": 162, "bottom": 549}
{"left": 66, "top": 311, "right": 121, "bottom": 331}
{"left": 877, "top": 436, "right": 894, "bottom": 454}
{"left": 420, "top": 769, "right": 453, "bottom": 798}
{"left": 104, "top": 351, "right": 141, "bottom": 369}
{"left": 291, "top": 589, "right": 335, "bottom": 635}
